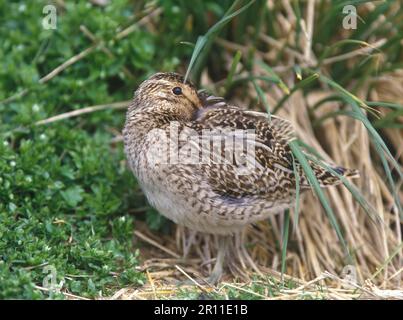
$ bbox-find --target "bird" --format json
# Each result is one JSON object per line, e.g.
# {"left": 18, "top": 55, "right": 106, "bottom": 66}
{"left": 123, "top": 72, "right": 359, "bottom": 284}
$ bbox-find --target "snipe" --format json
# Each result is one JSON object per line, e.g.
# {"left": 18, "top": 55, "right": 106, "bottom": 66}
{"left": 123, "top": 72, "right": 358, "bottom": 284}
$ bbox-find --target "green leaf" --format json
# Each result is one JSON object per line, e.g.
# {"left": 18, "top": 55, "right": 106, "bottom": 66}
{"left": 60, "top": 186, "right": 84, "bottom": 207}
{"left": 281, "top": 209, "right": 290, "bottom": 280}
{"left": 273, "top": 73, "right": 319, "bottom": 113}
{"left": 225, "top": 50, "right": 242, "bottom": 93}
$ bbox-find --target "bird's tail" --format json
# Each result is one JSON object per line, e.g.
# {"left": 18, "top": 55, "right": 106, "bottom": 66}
{"left": 298, "top": 160, "right": 359, "bottom": 189}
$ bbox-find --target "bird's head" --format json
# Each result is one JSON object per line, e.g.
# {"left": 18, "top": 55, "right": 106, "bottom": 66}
{"left": 131, "top": 72, "right": 203, "bottom": 121}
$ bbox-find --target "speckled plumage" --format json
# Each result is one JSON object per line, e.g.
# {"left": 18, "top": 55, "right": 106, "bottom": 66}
{"left": 123, "top": 72, "right": 358, "bottom": 282}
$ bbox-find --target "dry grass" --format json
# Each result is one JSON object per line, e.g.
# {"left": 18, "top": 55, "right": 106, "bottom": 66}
{"left": 106, "top": 221, "right": 402, "bottom": 300}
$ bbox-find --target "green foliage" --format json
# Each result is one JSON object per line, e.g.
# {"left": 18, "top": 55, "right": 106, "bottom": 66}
{"left": 1, "top": 0, "right": 402, "bottom": 299}
{"left": 0, "top": 1, "right": 165, "bottom": 299}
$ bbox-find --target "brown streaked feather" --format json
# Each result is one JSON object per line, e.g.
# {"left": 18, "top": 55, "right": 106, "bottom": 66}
{"left": 188, "top": 106, "right": 295, "bottom": 200}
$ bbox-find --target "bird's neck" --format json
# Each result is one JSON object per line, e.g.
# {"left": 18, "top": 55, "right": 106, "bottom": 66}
{"left": 124, "top": 109, "right": 167, "bottom": 142}
{"left": 126, "top": 98, "right": 194, "bottom": 130}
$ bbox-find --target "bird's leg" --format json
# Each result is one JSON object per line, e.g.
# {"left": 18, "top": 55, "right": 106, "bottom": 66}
{"left": 239, "top": 230, "right": 264, "bottom": 279}
{"left": 207, "top": 235, "right": 231, "bottom": 285}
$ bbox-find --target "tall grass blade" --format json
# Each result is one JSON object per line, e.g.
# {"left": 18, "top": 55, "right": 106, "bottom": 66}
{"left": 319, "top": 75, "right": 402, "bottom": 179}
{"left": 225, "top": 50, "right": 242, "bottom": 94}
{"left": 273, "top": 73, "right": 319, "bottom": 113}
{"left": 252, "top": 80, "right": 271, "bottom": 120}
{"left": 304, "top": 154, "right": 382, "bottom": 224}
{"left": 291, "top": 153, "right": 301, "bottom": 232}
{"left": 257, "top": 61, "right": 290, "bottom": 95}
{"left": 281, "top": 209, "right": 290, "bottom": 280}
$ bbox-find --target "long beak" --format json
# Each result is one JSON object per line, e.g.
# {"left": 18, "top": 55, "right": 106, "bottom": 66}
{"left": 197, "top": 90, "right": 227, "bottom": 108}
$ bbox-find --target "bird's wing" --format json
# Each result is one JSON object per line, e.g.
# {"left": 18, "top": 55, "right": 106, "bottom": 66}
{"left": 188, "top": 106, "right": 299, "bottom": 201}
{"left": 188, "top": 103, "right": 358, "bottom": 202}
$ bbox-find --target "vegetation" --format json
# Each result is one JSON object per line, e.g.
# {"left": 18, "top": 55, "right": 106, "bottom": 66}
{"left": 0, "top": 0, "right": 402, "bottom": 299}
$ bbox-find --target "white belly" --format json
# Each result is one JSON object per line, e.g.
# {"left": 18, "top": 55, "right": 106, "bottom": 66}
{"left": 141, "top": 184, "right": 245, "bottom": 235}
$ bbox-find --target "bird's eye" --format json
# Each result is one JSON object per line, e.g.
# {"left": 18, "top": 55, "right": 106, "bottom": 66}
{"left": 172, "top": 87, "right": 182, "bottom": 95}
